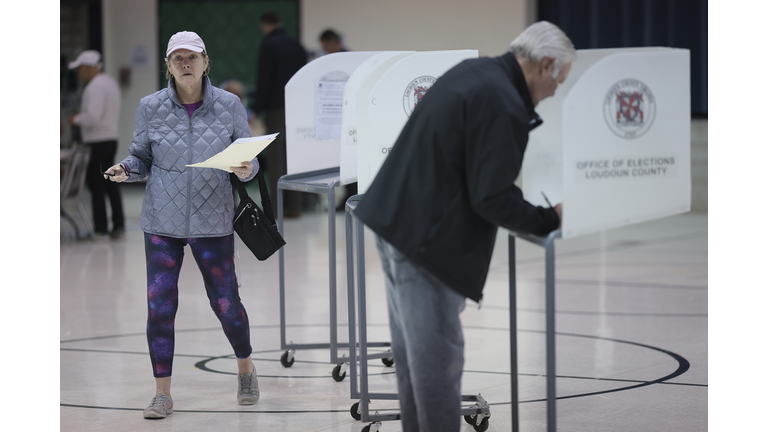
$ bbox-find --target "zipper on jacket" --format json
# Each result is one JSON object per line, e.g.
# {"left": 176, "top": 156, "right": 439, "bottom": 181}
{"left": 185, "top": 115, "right": 193, "bottom": 237}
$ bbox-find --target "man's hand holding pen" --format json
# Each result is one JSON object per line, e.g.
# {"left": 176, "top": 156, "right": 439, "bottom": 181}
{"left": 542, "top": 192, "right": 563, "bottom": 230}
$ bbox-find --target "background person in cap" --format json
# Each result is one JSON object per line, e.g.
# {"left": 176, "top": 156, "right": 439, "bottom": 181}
{"left": 67, "top": 50, "right": 125, "bottom": 239}
{"left": 354, "top": 21, "right": 574, "bottom": 431}
{"left": 103, "top": 30, "right": 262, "bottom": 419}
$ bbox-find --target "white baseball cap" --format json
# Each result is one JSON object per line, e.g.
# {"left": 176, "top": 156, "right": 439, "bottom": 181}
{"left": 68, "top": 50, "right": 102, "bottom": 69}
{"left": 166, "top": 31, "right": 206, "bottom": 57}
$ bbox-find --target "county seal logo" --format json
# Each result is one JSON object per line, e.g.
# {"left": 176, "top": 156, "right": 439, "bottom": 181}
{"left": 603, "top": 79, "right": 656, "bottom": 139}
{"left": 403, "top": 76, "right": 437, "bottom": 117}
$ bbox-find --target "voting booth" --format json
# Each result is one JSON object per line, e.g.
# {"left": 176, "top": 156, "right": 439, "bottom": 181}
{"left": 277, "top": 50, "right": 478, "bottom": 377}
{"left": 509, "top": 47, "right": 691, "bottom": 432}
{"left": 355, "top": 50, "right": 479, "bottom": 193}
{"left": 342, "top": 50, "right": 493, "bottom": 429}
{"left": 339, "top": 51, "right": 414, "bottom": 185}
{"left": 284, "top": 51, "right": 382, "bottom": 175}
{"left": 278, "top": 51, "right": 383, "bottom": 371}
{"left": 282, "top": 48, "right": 490, "bottom": 429}
{"left": 522, "top": 47, "right": 691, "bottom": 238}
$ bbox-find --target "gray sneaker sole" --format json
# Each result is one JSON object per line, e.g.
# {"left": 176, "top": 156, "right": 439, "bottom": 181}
{"left": 143, "top": 407, "right": 173, "bottom": 419}
{"left": 238, "top": 394, "right": 260, "bottom": 405}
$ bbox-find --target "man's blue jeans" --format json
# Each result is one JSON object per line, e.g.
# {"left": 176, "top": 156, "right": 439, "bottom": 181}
{"left": 375, "top": 236, "right": 466, "bottom": 432}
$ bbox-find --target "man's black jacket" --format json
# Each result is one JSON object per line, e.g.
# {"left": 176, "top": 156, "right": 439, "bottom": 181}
{"left": 355, "top": 51, "right": 560, "bottom": 303}
{"left": 252, "top": 28, "right": 307, "bottom": 114}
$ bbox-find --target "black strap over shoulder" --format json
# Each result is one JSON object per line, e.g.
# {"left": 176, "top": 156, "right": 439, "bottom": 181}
{"left": 230, "top": 165, "right": 276, "bottom": 226}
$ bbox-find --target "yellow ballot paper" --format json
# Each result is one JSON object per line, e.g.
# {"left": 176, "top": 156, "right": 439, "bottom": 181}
{"left": 186, "top": 133, "right": 279, "bottom": 172}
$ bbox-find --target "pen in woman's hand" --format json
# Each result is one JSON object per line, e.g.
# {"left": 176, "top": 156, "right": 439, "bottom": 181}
{"left": 101, "top": 164, "right": 138, "bottom": 177}
{"left": 101, "top": 165, "right": 119, "bottom": 177}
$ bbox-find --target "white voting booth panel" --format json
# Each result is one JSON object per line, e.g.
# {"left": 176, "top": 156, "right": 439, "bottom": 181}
{"left": 340, "top": 52, "right": 415, "bottom": 186}
{"left": 284, "top": 51, "right": 381, "bottom": 175}
{"left": 522, "top": 47, "right": 691, "bottom": 238}
{"left": 356, "top": 50, "right": 479, "bottom": 193}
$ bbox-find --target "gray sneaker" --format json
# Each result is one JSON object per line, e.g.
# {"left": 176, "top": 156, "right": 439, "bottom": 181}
{"left": 143, "top": 392, "right": 173, "bottom": 419}
{"left": 237, "top": 365, "right": 260, "bottom": 405}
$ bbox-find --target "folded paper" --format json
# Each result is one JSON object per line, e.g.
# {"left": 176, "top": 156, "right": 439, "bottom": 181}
{"left": 186, "top": 133, "right": 278, "bottom": 172}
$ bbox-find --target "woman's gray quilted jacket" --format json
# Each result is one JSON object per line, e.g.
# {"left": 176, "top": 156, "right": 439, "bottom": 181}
{"left": 120, "top": 77, "right": 258, "bottom": 238}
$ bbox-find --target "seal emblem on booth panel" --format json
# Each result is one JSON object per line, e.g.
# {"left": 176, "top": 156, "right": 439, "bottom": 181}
{"left": 403, "top": 76, "right": 437, "bottom": 117}
{"left": 603, "top": 79, "right": 656, "bottom": 139}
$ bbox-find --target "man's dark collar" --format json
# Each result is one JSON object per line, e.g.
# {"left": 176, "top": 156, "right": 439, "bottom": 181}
{"left": 500, "top": 51, "right": 543, "bottom": 130}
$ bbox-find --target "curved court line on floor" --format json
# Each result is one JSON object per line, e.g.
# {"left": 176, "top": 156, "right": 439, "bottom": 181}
{"left": 60, "top": 327, "right": 696, "bottom": 414}
{"left": 554, "top": 259, "right": 707, "bottom": 267}
{"left": 61, "top": 324, "right": 351, "bottom": 344}
{"left": 511, "top": 230, "right": 708, "bottom": 266}
{"left": 488, "top": 277, "right": 707, "bottom": 291}
{"left": 479, "top": 306, "right": 707, "bottom": 317}
{"left": 194, "top": 354, "right": 398, "bottom": 379}
{"left": 551, "top": 278, "right": 707, "bottom": 291}
{"left": 60, "top": 404, "right": 351, "bottom": 414}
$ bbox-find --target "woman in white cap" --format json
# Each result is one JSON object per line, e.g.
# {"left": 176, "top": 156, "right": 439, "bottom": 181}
{"left": 104, "top": 31, "right": 261, "bottom": 419}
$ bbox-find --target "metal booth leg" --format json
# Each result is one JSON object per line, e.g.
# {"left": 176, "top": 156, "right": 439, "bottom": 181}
{"left": 278, "top": 184, "right": 288, "bottom": 354}
{"left": 509, "top": 230, "right": 560, "bottom": 432}
{"left": 346, "top": 198, "right": 359, "bottom": 399}
{"left": 355, "top": 214, "right": 371, "bottom": 421}
{"left": 328, "top": 183, "right": 338, "bottom": 362}
{"left": 509, "top": 236, "right": 520, "bottom": 432}
{"left": 545, "top": 234, "right": 557, "bottom": 432}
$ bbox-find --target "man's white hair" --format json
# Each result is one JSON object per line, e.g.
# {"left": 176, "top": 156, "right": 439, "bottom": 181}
{"left": 509, "top": 21, "right": 576, "bottom": 78}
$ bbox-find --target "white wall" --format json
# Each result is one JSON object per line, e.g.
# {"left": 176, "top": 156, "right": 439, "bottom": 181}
{"left": 102, "top": 0, "right": 159, "bottom": 163}
{"left": 301, "top": 0, "right": 534, "bottom": 58}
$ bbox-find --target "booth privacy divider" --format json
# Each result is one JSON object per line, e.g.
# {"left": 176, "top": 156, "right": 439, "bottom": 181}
{"left": 522, "top": 47, "right": 691, "bottom": 238}
{"left": 508, "top": 47, "right": 691, "bottom": 432}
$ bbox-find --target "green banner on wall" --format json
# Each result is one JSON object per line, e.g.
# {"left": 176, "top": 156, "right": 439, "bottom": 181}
{"left": 159, "top": 0, "right": 300, "bottom": 107}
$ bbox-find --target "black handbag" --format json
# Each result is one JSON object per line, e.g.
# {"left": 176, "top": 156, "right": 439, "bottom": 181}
{"left": 230, "top": 170, "right": 286, "bottom": 261}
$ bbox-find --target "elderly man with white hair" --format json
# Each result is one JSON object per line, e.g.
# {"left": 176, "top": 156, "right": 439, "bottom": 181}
{"left": 355, "top": 21, "right": 575, "bottom": 432}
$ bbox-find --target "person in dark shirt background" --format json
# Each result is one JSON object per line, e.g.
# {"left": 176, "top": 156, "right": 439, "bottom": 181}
{"left": 251, "top": 11, "right": 307, "bottom": 217}
{"left": 317, "top": 27, "right": 356, "bottom": 209}
{"left": 319, "top": 28, "right": 347, "bottom": 55}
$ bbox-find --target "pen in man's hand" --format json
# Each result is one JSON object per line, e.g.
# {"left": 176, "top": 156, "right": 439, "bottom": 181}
{"left": 541, "top": 192, "right": 554, "bottom": 208}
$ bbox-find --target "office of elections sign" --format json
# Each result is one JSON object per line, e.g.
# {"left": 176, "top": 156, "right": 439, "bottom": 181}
{"left": 522, "top": 47, "right": 691, "bottom": 238}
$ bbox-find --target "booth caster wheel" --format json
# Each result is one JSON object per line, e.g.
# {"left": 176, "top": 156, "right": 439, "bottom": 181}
{"left": 332, "top": 363, "right": 347, "bottom": 382}
{"left": 361, "top": 421, "right": 381, "bottom": 432}
{"left": 280, "top": 349, "right": 295, "bottom": 367}
{"left": 350, "top": 401, "right": 361, "bottom": 420}
{"left": 382, "top": 352, "right": 394, "bottom": 367}
{"left": 464, "top": 415, "right": 489, "bottom": 432}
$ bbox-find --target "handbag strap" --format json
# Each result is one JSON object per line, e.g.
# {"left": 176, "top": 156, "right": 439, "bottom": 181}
{"left": 229, "top": 166, "right": 277, "bottom": 226}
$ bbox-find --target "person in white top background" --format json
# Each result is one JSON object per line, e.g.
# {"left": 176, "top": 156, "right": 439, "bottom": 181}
{"left": 67, "top": 50, "right": 125, "bottom": 239}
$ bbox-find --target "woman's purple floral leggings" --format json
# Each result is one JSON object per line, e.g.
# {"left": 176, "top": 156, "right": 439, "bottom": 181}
{"left": 144, "top": 233, "right": 252, "bottom": 377}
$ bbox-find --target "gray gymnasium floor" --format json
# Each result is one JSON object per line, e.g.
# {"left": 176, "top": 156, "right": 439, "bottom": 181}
{"left": 60, "top": 180, "right": 707, "bottom": 432}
